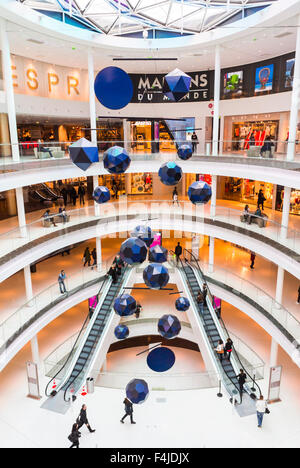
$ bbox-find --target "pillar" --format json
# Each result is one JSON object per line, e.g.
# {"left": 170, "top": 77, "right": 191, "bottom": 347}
{"left": 212, "top": 45, "right": 221, "bottom": 156}
{"left": 31, "top": 335, "right": 40, "bottom": 369}
{"left": 93, "top": 175, "right": 100, "bottom": 217}
{"left": 88, "top": 49, "right": 97, "bottom": 145}
{"left": 280, "top": 186, "right": 291, "bottom": 239}
{"left": 209, "top": 237, "right": 215, "bottom": 273}
{"left": 219, "top": 116, "right": 224, "bottom": 156}
{"left": 0, "top": 19, "right": 20, "bottom": 161}
{"left": 275, "top": 266, "right": 284, "bottom": 309}
{"left": 24, "top": 265, "right": 33, "bottom": 306}
{"left": 287, "top": 14, "right": 300, "bottom": 161}
{"left": 0, "top": 113, "right": 11, "bottom": 158}
{"left": 269, "top": 338, "right": 278, "bottom": 369}
{"left": 15, "top": 187, "right": 27, "bottom": 237}
{"left": 210, "top": 175, "right": 217, "bottom": 218}
{"left": 96, "top": 237, "right": 102, "bottom": 272}
{"left": 123, "top": 119, "right": 130, "bottom": 152}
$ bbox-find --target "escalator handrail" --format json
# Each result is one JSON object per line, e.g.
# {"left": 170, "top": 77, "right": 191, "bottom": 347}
{"left": 63, "top": 265, "right": 129, "bottom": 402}
{"left": 183, "top": 248, "right": 262, "bottom": 399}
{"left": 44, "top": 274, "right": 108, "bottom": 397}
{"left": 170, "top": 249, "right": 242, "bottom": 403}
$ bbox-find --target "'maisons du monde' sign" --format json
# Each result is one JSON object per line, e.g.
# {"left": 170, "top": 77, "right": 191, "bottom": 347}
{"left": 129, "top": 71, "right": 212, "bottom": 103}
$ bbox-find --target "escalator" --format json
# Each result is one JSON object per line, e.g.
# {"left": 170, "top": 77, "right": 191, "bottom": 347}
{"left": 43, "top": 265, "right": 132, "bottom": 412}
{"left": 171, "top": 249, "right": 261, "bottom": 416}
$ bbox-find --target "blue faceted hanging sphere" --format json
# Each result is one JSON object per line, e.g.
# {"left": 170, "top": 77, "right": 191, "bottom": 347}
{"left": 120, "top": 237, "right": 148, "bottom": 265}
{"left": 158, "top": 161, "right": 183, "bottom": 186}
{"left": 103, "top": 146, "right": 131, "bottom": 174}
{"left": 130, "top": 225, "right": 154, "bottom": 248}
{"left": 149, "top": 245, "right": 168, "bottom": 263}
{"left": 94, "top": 66, "right": 133, "bottom": 110}
{"left": 69, "top": 137, "right": 99, "bottom": 171}
{"left": 158, "top": 314, "right": 181, "bottom": 339}
{"left": 177, "top": 144, "right": 193, "bottom": 160}
{"left": 93, "top": 186, "right": 110, "bottom": 204}
{"left": 114, "top": 294, "right": 137, "bottom": 317}
{"left": 143, "top": 263, "right": 169, "bottom": 290}
{"left": 163, "top": 68, "right": 192, "bottom": 102}
{"left": 188, "top": 181, "right": 212, "bottom": 205}
{"left": 114, "top": 324, "right": 130, "bottom": 340}
{"left": 175, "top": 297, "right": 190, "bottom": 311}
{"left": 126, "top": 378, "right": 149, "bottom": 405}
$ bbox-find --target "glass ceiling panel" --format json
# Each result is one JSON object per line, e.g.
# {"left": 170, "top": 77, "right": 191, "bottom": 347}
{"left": 17, "top": 0, "right": 278, "bottom": 35}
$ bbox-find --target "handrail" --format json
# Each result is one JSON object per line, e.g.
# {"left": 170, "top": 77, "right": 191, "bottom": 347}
{"left": 170, "top": 249, "right": 242, "bottom": 403}
{"left": 44, "top": 271, "right": 109, "bottom": 397}
{"left": 183, "top": 248, "right": 262, "bottom": 399}
{"left": 62, "top": 264, "right": 129, "bottom": 402}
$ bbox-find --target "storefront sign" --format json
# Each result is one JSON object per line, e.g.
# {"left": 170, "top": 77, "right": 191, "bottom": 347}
{"left": 129, "top": 71, "right": 212, "bottom": 103}
{"left": 268, "top": 365, "right": 282, "bottom": 403}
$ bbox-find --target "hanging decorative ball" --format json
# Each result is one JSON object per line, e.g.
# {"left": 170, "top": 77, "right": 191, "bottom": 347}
{"left": 120, "top": 237, "right": 148, "bottom": 265}
{"left": 158, "top": 314, "right": 181, "bottom": 339}
{"left": 126, "top": 378, "right": 149, "bottom": 404}
{"left": 92, "top": 186, "right": 110, "bottom": 204}
{"left": 149, "top": 245, "right": 168, "bottom": 263}
{"left": 158, "top": 161, "right": 183, "bottom": 186}
{"left": 175, "top": 296, "right": 190, "bottom": 311}
{"left": 177, "top": 144, "right": 193, "bottom": 160}
{"left": 69, "top": 137, "right": 99, "bottom": 171}
{"left": 162, "top": 68, "right": 192, "bottom": 102}
{"left": 143, "top": 263, "right": 169, "bottom": 290}
{"left": 147, "top": 347, "right": 176, "bottom": 372}
{"left": 130, "top": 225, "right": 154, "bottom": 248}
{"left": 114, "top": 324, "right": 130, "bottom": 340}
{"left": 113, "top": 294, "right": 137, "bottom": 317}
{"left": 188, "top": 181, "right": 212, "bottom": 205}
{"left": 103, "top": 146, "right": 131, "bottom": 174}
{"left": 94, "top": 66, "right": 133, "bottom": 110}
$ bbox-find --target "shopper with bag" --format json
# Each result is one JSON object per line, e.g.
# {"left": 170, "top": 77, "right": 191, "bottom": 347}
{"left": 68, "top": 423, "right": 81, "bottom": 448}
{"left": 256, "top": 395, "right": 269, "bottom": 428}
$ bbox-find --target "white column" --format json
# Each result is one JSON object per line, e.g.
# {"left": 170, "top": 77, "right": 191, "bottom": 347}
{"left": 24, "top": 265, "right": 33, "bottom": 306}
{"left": 93, "top": 175, "right": 100, "bottom": 217}
{"left": 123, "top": 119, "right": 130, "bottom": 152}
{"left": 269, "top": 338, "right": 278, "bottom": 368}
{"left": 219, "top": 116, "right": 225, "bottom": 156}
{"left": 96, "top": 237, "right": 102, "bottom": 272}
{"left": 280, "top": 186, "right": 291, "bottom": 239}
{"left": 31, "top": 335, "right": 40, "bottom": 368}
{"left": 88, "top": 49, "right": 97, "bottom": 145}
{"left": 15, "top": 187, "right": 27, "bottom": 237}
{"left": 209, "top": 237, "right": 215, "bottom": 273}
{"left": 210, "top": 175, "right": 217, "bottom": 218}
{"left": 287, "top": 15, "right": 300, "bottom": 161}
{"left": 275, "top": 266, "right": 284, "bottom": 309}
{"left": 212, "top": 45, "right": 221, "bottom": 156}
{"left": 0, "top": 19, "right": 20, "bottom": 161}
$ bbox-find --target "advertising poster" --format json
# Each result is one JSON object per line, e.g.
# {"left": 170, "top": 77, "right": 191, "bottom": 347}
{"left": 285, "top": 58, "right": 295, "bottom": 88}
{"left": 223, "top": 70, "right": 243, "bottom": 98}
{"left": 255, "top": 64, "right": 274, "bottom": 93}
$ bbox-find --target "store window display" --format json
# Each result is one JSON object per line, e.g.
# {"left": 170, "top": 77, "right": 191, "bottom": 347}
{"left": 130, "top": 121, "right": 152, "bottom": 153}
{"left": 231, "top": 120, "right": 278, "bottom": 153}
{"left": 276, "top": 186, "right": 300, "bottom": 216}
{"left": 130, "top": 173, "right": 153, "bottom": 195}
{"left": 223, "top": 177, "right": 273, "bottom": 209}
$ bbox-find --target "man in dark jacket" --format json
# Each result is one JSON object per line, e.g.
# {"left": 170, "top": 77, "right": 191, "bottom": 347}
{"left": 77, "top": 405, "right": 95, "bottom": 433}
{"left": 78, "top": 183, "right": 86, "bottom": 205}
{"left": 120, "top": 398, "right": 136, "bottom": 424}
{"left": 237, "top": 370, "right": 247, "bottom": 403}
{"left": 175, "top": 242, "right": 183, "bottom": 264}
{"left": 108, "top": 265, "right": 118, "bottom": 284}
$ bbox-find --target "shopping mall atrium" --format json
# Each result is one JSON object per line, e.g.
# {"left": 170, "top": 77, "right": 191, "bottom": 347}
{"left": 1, "top": 0, "right": 300, "bottom": 451}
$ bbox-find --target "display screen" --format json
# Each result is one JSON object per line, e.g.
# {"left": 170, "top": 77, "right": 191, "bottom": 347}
{"left": 255, "top": 64, "right": 274, "bottom": 93}
{"left": 285, "top": 58, "right": 295, "bottom": 88}
{"left": 223, "top": 70, "right": 243, "bottom": 98}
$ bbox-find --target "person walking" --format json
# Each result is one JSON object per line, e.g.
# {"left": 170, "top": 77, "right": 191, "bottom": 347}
{"left": 108, "top": 264, "right": 118, "bottom": 284}
{"left": 237, "top": 369, "right": 247, "bottom": 402}
{"left": 78, "top": 183, "right": 86, "bottom": 206}
{"left": 214, "top": 296, "right": 222, "bottom": 319}
{"left": 91, "top": 248, "right": 97, "bottom": 269}
{"left": 58, "top": 270, "right": 67, "bottom": 294}
{"left": 83, "top": 247, "right": 91, "bottom": 267}
{"left": 71, "top": 186, "right": 77, "bottom": 206}
{"left": 175, "top": 242, "right": 182, "bottom": 264}
{"left": 135, "top": 302, "right": 142, "bottom": 319}
{"left": 120, "top": 398, "right": 136, "bottom": 424}
{"left": 113, "top": 254, "right": 124, "bottom": 275}
{"left": 61, "top": 187, "right": 68, "bottom": 207}
{"left": 215, "top": 340, "right": 225, "bottom": 362}
{"left": 191, "top": 131, "right": 198, "bottom": 153}
{"left": 68, "top": 423, "right": 81, "bottom": 449}
{"left": 250, "top": 251, "right": 256, "bottom": 270}
{"left": 172, "top": 190, "right": 179, "bottom": 207}
{"left": 224, "top": 338, "right": 233, "bottom": 361}
{"left": 297, "top": 285, "right": 300, "bottom": 304}
{"left": 77, "top": 405, "right": 96, "bottom": 434}
{"left": 196, "top": 290, "right": 205, "bottom": 314}
{"left": 257, "top": 189, "right": 266, "bottom": 211}
{"left": 256, "top": 395, "right": 269, "bottom": 428}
